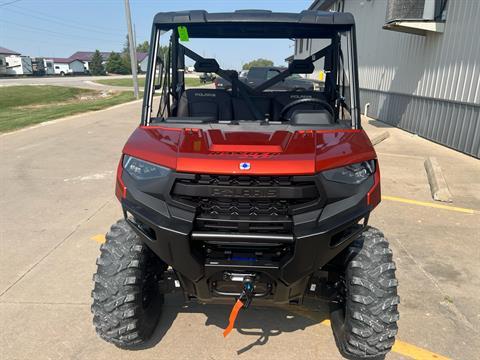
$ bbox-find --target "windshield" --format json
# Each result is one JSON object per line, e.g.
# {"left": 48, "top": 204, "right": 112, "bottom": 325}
{"left": 143, "top": 26, "right": 358, "bottom": 129}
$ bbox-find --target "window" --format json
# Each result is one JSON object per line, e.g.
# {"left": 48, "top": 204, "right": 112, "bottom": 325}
{"left": 145, "top": 28, "right": 359, "bottom": 128}
{"left": 267, "top": 69, "right": 280, "bottom": 79}
{"left": 247, "top": 67, "right": 264, "bottom": 79}
{"left": 55, "top": 66, "right": 60, "bottom": 69}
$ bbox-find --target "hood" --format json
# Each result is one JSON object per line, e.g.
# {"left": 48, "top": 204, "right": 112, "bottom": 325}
{"left": 123, "top": 126, "right": 376, "bottom": 175}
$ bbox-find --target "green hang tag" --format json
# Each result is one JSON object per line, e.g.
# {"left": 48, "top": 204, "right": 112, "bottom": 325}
{"left": 178, "top": 26, "right": 189, "bottom": 42}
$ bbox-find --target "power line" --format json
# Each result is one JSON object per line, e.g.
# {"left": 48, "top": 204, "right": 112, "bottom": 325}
{"left": 2, "top": 34, "right": 116, "bottom": 57}
{"left": 0, "top": 0, "right": 22, "bottom": 7}
{"left": 10, "top": 3, "right": 124, "bottom": 33}
{"left": 0, "top": 19, "right": 122, "bottom": 44}
{"left": 3, "top": 6, "right": 122, "bottom": 38}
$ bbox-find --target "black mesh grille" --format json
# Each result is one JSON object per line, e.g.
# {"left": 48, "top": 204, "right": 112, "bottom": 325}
{"left": 198, "top": 198, "right": 289, "bottom": 217}
{"left": 172, "top": 174, "right": 320, "bottom": 233}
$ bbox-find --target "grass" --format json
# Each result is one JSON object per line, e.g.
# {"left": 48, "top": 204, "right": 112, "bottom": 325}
{"left": 94, "top": 76, "right": 205, "bottom": 88}
{"left": 0, "top": 86, "right": 136, "bottom": 133}
{"left": 95, "top": 77, "right": 146, "bottom": 88}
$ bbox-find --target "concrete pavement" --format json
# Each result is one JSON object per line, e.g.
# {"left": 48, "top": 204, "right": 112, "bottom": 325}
{"left": 0, "top": 104, "right": 479, "bottom": 359}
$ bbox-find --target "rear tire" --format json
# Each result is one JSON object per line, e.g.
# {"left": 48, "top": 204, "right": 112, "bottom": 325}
{"left": 91, "top": 219, "right": 166, "bottom": 348}
{"left": 330, "top": 227, "right": 399, "bottom": 360}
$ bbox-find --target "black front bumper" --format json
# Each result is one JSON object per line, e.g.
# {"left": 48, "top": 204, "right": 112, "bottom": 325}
{"left": 121, "top": 170, "right": 373, "bottom": 304}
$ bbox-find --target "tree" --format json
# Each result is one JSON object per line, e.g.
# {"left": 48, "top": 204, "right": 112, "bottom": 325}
{"left": 121, "top": 34, "right": 133, "bottom": 74}
{"left": 158, "top": 46, "right": 169, "bottom": 64}
{"left": 122, "top": 34, "right": 130, "bottom": 56}
{"left": 136, "top": 41, "right": 149, "bottom": 53}
{"left": 89, "top": 50, "right": 105, "bottom": 75}
{"left": 242, "top": 58, "right": 274, "bottom": 70}
{"left": 105, "top": 52, "right": 129, "bottom": 74}
{"left": 122, "top": 35, "right": 169, "bottom": 72}
{"left": 122, "top": 53, "right": 132, "bottom": 74}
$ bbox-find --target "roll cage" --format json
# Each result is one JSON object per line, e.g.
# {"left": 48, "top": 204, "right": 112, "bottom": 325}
{"left": 141, "top": 10, "right": 361, "bottom": 128}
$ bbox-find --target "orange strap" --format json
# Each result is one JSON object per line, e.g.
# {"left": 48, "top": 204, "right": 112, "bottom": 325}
{"left": 223, "top": 299, "right": 244, "bottom": 338}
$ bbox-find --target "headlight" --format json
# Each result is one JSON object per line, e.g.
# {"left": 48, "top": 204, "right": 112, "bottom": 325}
{"left": 123, "top": 155, "right": 171, "bottom": 180}
{"left": 322, "top": 160, "right": 375, "bottom": 184}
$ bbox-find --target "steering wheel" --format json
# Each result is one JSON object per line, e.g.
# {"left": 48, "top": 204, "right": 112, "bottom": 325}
{"left": 279, "top": 98, "right": 335, "bottom": 121}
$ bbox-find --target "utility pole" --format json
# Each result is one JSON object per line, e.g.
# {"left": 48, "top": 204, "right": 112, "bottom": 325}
{"left": 133, "top": 24, "right": 137, "bottom": 52}
{"left": 124, "top": 0, "right": 139, "bottom": 99}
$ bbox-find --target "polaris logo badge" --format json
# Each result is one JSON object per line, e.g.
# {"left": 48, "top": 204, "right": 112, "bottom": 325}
{"left": 194, "top": 93, "right": 216, "bottom": 97}
{"left": 291, "top": 94, "right": 312, "bottom": 99}
{"left": 210, "top": 188, "right": 278, "bottom": 198}
{"left": 239, "top": 162, "right": 251, "bottom": 170}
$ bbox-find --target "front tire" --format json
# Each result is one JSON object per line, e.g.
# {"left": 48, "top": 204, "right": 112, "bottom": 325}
{"left": 330, "top": 227, "right": 400, "bottom": 360}
{"left": 91, "top": 220, "right": 166, "bottom": 348}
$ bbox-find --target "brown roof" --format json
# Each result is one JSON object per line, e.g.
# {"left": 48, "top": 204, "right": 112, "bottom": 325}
{"left": 69, "top": 51, "right": 112, "bottom": 61}
{"left": 69, "top": 51, "right": 148, "bottom": 62}
{"left": 0, "top": 46, "right": 20, "bottom": 55}
{"left": 52, "top": 58, "right": 81, "bottom": 64}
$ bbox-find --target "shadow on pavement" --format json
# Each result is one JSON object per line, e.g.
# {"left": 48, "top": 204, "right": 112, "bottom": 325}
{"left": 132, "top": 293, "right": 330, "bottom": 354}
{"left": 367, "top": 119, "right": 395, "bottom": 128}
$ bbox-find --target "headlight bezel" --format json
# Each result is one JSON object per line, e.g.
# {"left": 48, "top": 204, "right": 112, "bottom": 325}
{"left": 322, "top": 160, "right": 375, "bottom": 185}
{"left": 123, "top": 155, "right": 171, "bottom": 181}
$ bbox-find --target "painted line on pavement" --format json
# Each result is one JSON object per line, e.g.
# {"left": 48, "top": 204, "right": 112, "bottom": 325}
{"left": 383, "top": 195, "right": 478, "bottom": 214}
{"left": 91, "top": 234, "right": 105, "bottom": 244}
{"left": 392, "top": 340, "right": 450, "bottom": 360}
{"left": 293, "top": 310, "right": 450, "bottom": 359}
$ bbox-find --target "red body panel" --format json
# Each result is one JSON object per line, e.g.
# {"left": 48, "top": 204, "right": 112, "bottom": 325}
{"left": 122, "top": 126, "right": 377, "bottom": 175}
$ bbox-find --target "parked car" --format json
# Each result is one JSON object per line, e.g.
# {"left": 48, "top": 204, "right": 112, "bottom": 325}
{"left": 214, "top": 70, "right": 248, "bottom": 90}
{"left": 215, "top": 66, "right": 317, "bottom": 91}
{"left": 199, "top": 72, "right": 216, "bottom": 83}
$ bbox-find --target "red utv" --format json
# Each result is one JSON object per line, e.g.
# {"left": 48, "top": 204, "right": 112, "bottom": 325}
{"left": 92, "top": 10, "right": 399, "bottom": 360}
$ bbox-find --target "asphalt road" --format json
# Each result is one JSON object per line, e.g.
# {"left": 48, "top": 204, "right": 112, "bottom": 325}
{"left": 0, "top": 103, "right": 479, "bottom": 359}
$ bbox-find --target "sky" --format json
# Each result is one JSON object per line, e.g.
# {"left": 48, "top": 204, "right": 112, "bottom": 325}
{"left": 0, "top": 0, "right": 312, "bottom": 69}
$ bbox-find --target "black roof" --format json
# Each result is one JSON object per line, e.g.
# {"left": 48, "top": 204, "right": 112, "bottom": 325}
{"left": 153, "top": 10, "right": 354, "bottom": 38}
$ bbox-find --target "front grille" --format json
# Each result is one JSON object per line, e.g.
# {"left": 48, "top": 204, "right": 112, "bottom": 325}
{"left": 194, "top": 175, "right": 295, "bottom": 187}
{"left": 198, "top": 198, "right": 289, "bottom": 217}
{"left": 172, "top": 174, "right": 320, "bottom": 233}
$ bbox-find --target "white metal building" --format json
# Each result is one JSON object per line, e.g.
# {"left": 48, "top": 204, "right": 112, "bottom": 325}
{"left": 5, "top": 56, "right": 32, "bottom": 76}
{"left": 138, "top": 52, "right": 149, "bottom": 73}
{"left": 0, "top": 46, "right": 32, "bottom": 76}
{"left": 301, "top": 0, "right": 479, "bottom": 158}
{"left": 51, "top": 58, "right": 86, "bottom": 75}
{"left": 44, "top": 59, "right": 55, "bottom": 75}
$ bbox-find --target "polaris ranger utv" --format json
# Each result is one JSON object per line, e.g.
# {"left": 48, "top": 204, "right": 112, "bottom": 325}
{"left": 92, "top": 10, "right": 399, "bottom": 360}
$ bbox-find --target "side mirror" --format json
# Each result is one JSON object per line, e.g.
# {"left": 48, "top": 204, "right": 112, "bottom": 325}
{"left": 194, "top": 59, "right": 220, "bottom": 73}
{"left": 288, "top": 59, "right": 314, "bottom": 75}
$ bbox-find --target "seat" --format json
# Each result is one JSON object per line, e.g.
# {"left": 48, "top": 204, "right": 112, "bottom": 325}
{"left": 231, "top": 96, "right": 272, "bottom": 120}
{"left": 176, "top": 89, "right": 233, "bottom": 120}
{"left": 272, "top": 91, "right": 329, "bottom": 121}
{"left": 290, "top": 110, "right": 334, "bottom": 126}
